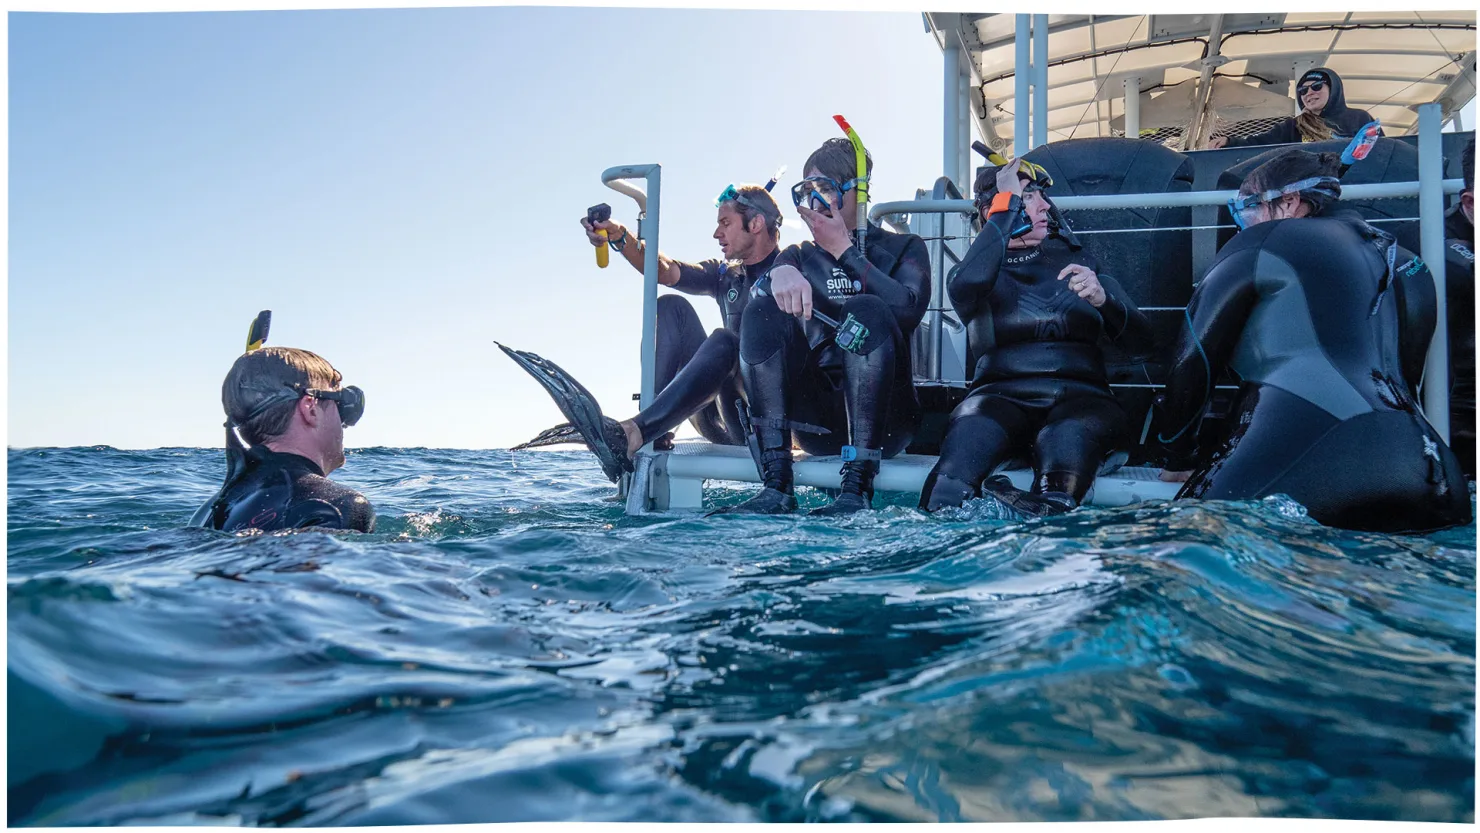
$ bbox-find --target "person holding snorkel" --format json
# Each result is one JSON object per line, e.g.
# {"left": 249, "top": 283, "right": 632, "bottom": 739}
{"left": 717, "top": 119, "right": 931, "bottom": 516}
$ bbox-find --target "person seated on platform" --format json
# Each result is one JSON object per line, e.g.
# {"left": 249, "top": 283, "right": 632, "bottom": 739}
{"left": 505, "top": 181, "right": 785, "bottom": 483}
{"left": 718, "top": 131, "right": 931, "bottom": 516}
{"left": 1208, "top": 67, "right": 1379, "bottom": 150}
{"left": 918, "top": 157, "right": 1155, "bottom": 516}
{"left": 1155, "top": 148, "right": 1470, "bottom": 533}
{"left": 192, "top": 346, "right": 374, "bottom": 533}
{"left": 1442, "top": 139, "right": 1475, "bottom": 478}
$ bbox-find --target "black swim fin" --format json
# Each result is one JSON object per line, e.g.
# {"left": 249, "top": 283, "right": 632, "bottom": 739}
{"left": 512, "top": 422, "right": 584, "bottom": 451}
{"left": 497, "top": 343, "right": 634, "bottom": 483}
{"left": 980, "top": 475, "right": 1076, "bottom": 518}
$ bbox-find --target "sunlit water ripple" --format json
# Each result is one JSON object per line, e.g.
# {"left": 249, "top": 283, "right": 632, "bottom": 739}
{"left": 7, "top": 446, "right": 1475, "bottom": 823}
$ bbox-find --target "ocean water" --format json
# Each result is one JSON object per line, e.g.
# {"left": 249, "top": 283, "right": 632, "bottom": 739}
{"left": 7, "top": 445, "right": 1476, "bottom": 824}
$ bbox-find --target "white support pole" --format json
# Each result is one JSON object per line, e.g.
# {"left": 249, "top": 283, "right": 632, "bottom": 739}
{"left": 600, "top": 165, "right": 661, "bottom": 411}
{"left": 1418, "top": 103, "right": 1451, "bottom": 440}
{"left": 1124, "top": 76, "right": 1141, "bottom": 139}
{"left": 1015, "top": 15, "right": 1030, "bottom": 157}
{"left": 944, "top": 40, "right": 962, "bottom": 188}
{"left": 958, "top": 63, "right": 972, "bottom": 188}
{"left": 1033, "top": 14, "right": 1049, "bottom": 149}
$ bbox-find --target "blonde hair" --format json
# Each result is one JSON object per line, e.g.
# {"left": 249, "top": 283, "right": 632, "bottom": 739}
{"left": 221, "top": 346, "right": 341, "bottom": 445}
{"left": 1295, "top": 110, "right": 1335, "bottom": 143}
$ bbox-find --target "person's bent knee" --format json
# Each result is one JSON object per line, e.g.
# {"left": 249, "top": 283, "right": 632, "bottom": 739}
{"left": 835, "top": 295, "right": 897, "bottom": 357}
{"left": 739, "top": 298, "right": 795, "bottom": 365}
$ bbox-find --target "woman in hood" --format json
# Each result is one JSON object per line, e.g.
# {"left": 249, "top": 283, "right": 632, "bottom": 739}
{"left": 1208, "top": 68, "right": 1380, "bottom": 149}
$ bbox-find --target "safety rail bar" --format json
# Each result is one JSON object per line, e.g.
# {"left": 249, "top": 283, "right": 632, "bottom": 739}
{"left": 869, "top": 179, "right": 1465, "bottom": 221}
{"left": 869, "top": 105, "right": 1460, "bottom": 439}
{"left": 602, "top": 165, "right": 662, "bottom": 413}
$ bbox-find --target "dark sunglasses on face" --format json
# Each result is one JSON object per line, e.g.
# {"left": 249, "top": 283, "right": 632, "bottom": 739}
{"left": 1297, "top": 80, "right": 1326, "bottom": 97}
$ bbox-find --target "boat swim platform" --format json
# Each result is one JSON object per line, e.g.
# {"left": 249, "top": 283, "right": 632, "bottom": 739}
{"left": 625, "top": 440, "right": 1181, "bottom": 513}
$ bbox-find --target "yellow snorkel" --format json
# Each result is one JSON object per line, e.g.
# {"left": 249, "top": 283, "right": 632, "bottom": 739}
{"left": 832, "top": 114, "right": 869, "bottom": 257}
{"left": 245, "top": 310, "right": 271, "bottom": 353}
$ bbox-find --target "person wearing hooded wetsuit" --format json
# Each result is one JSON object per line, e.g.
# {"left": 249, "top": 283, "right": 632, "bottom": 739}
{"left": 919, "top": 161, "right": 1156, "bottom": 514}
{"left": 1211, "top": 68, "right": 1380, "bottom": 150}
{"left": 1155, "top": 149, "right": 1470, "bottom": 533}
{"left": 1442, "top": 139, "right": 1475, "bottom": 477}
{"left": 721, "top": 138, "right": 931, "bottom": 516}
{"left": 191, "top": 345, "right": 375, "bottom": 534}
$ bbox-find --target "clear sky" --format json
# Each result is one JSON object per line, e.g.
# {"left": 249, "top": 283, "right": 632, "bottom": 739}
{"left": 9, "top": 5, "right": 952, "bottom": 449}
{"left": 8, "top": 3, "right": 1476, "bottom": 450}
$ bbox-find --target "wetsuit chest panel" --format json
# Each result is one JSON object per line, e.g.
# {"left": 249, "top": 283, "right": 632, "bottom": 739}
{"left": 1231, "top": 244, "right": 1375, "bottom": 421}
{"left": 987, "top": 247, "right": 1104, "bottom": 345}
{"left": 718, "top": 251, "right": 777, "bottom": 335}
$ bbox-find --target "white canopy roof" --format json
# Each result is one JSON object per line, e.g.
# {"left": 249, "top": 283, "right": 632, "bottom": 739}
{"left": 926, "top": 12, "right": 1476, "bottom": 150}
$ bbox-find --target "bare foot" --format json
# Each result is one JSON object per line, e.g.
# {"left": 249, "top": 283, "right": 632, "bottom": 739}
{"left": 1159, "top": 469, "right": 1192, "bottom": 483}
{"left": 620, "top": 419, "right": 642, "bottom": 459}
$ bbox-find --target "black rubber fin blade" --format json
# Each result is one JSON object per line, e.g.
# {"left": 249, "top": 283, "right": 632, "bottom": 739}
{"left": 496, "top": 342, "right": 633, "bottom": 483}
{"left": 511, "top": 422, "right": 583, "bottom": 451}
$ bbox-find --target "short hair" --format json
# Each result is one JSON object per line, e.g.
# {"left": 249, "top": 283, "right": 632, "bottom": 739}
{"left": 1463, "top": 139, "right": 1474, "bottom": 194}
{"left": 804, "top": 137, "right": 874, "bottom": 189}
{"left": 728, "top": 183, "right": 782, "bottom": 240}
{"left": 222, "top": 346, "right": 341, "bottom": 446}
{"left": 1240, "top": 149, "right": 1343, "bottom": 216}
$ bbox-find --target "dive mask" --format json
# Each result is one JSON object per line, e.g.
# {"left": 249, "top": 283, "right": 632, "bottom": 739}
{"left": 715, "top": 183, "right": 782, "bottom": 230}
{"left": 790, "top": 175, "right": 866, "bottom": 216}
{"left": 239, "top": 383, "right": 366, "bottom": 428}
{"left": 1227, "top": 176, "right": 1341, "bottom": 230}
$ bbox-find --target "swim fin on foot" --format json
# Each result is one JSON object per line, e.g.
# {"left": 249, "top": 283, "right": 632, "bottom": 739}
{"left": 497, "top": 343, "right": 634, "bottom": 483}
{"left": 512, "top": 422, "right": 583, "bottom": 451}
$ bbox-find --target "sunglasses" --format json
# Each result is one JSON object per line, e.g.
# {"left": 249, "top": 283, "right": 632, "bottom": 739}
{"left": 1296, "top": 80, "right": 1327, "bottom": 97}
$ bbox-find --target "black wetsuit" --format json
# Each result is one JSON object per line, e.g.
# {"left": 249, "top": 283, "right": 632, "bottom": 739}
{"left": 635, "top": 249, "right": 778, "bottom": 446}
{"left": 736, "top": 222, "right": 930, "bottom": 500}
{"left": 1224, "top": 68, "right": 1378, "bottom": 149}
{"left": 1156, "top": 210, "right": 1470, "bottom": 533}
{"left": 195, "top": 447, "right": 375, "bottom": 533}
{"left": 920, "top": 201, "right": 1155, "bottom": 512}
{"left": 1443, "top": 205, "right": 1475, "bottom": 477}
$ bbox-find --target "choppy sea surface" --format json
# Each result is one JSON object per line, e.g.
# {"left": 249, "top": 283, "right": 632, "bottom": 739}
{"left": 7, "top": 445, "right": 1476, "bottom": 824}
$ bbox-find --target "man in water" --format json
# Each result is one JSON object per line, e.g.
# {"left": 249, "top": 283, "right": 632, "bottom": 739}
{"left": 719, "top": 136, "right": 931, "bottom": 515}
{"left": 1155, "top": 149, "right": 1469, "bottom": 533}
{"left": 192, "top": 346, "right": 374, "bottom": 533}
{"left": 506, "top": 183, "right": 784, "bottom": 482}
{"left": 1443, "top": 140, "right": 1474, "bottom": 477}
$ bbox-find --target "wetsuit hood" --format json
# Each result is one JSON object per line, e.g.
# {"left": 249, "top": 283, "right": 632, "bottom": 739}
{"left": 1302, "top": 67, "right": 1368, "bottom": 137}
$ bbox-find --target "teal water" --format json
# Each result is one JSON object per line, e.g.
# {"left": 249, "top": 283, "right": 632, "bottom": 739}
{"left": 7, "top": 446, "right": 1476, "bottom": 823}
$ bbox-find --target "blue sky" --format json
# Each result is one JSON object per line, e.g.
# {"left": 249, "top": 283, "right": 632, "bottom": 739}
{"left": 9, "top": 4, "right": 1475, "bottom": 450}
{"left": 9, "top": 6, "right": 950, "bottom": 449}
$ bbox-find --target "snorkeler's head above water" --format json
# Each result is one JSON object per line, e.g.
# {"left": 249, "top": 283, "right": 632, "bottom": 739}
{"left": 222, "top": 346, "right": 362, "bottom": 475}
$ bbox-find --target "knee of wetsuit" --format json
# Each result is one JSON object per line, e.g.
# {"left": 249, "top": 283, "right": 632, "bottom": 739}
{"left": 835, "top": 295, "right": 895, "bottom": 357}
{"left": 656, "top": 293, "right": 699, "bottom": 326}
{"left": 920, "top": 469, "right": 978, "bottom": 511}
{"left": 740, "top": 298, "right": 793, "bottom": 365}
{"left": 707, "top": 328, "right": 740, "bottom": 360}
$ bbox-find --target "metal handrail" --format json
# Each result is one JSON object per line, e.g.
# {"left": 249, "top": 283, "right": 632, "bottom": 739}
{"left": 601, "top": 165, "right": 662, "bottom": 413}
{"left": 870, "top": 178, "right": 1466, "bottom": 222}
